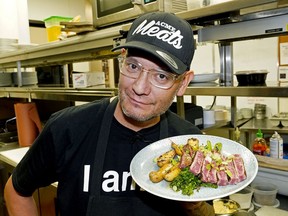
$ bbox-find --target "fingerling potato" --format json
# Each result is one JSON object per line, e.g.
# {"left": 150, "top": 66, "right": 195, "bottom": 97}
{"left": 149, "top": 163, "right": 174, "bottom": 183}
{"left": 164, "top": 163, "right": 181, "bottom": 181}
{"left": 157, "top": 149, "right": 176, "bottom": 167}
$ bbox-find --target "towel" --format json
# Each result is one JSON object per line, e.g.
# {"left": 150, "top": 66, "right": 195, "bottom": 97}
{"left": 14, "top": 102, "right": 42, "bottom": 147}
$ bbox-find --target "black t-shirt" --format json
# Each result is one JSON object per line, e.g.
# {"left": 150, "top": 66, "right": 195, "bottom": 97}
{"left": 12, "top": 98, "right": 202, "bottom": 216}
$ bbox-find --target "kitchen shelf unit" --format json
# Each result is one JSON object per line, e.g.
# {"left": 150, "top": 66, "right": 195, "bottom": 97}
{"left": 0, "top": 0, "right": 287, "bottom": 118}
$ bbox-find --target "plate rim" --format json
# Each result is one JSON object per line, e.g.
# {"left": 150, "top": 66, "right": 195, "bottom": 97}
{"left": 190, "top": 73, "right": 220, "bottom": 83}
{"left": 130, "top": 134, "right": 258, "bottom": 202}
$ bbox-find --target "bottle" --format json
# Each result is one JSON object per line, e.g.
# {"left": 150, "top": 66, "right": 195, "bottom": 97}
{"left": 252, "top": 129, "right": 267, "bottom": 155}
{"left": 234, "top": 127, "right": 243, "bottom": 145}
{"left": 269, "top": 131, "right": 283, "bottom": 159}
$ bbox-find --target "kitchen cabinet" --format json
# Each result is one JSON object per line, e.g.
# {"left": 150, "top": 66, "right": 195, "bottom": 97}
{"left": 0, "top": 161, "right": 57, "bottom": 216}
{"left": 0, "top": 147, "right": 57, "bottom": 216}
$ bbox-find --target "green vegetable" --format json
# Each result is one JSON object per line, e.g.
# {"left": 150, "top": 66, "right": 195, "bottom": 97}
{"left": 214, "top": 142, "right": 222, "bottom": 152}
{"left": 170, "top": 167, "right": 218, "bottom": 196}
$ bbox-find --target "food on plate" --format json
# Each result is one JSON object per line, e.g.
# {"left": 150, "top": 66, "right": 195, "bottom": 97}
{"left": 149, "top": 162, "right": 174, "bottom": 183}
{"left": 156, "top": 149, "right": 176, "bottom": 167}
{"left": 149, "top": 137, "right": 247, "bottom": 195}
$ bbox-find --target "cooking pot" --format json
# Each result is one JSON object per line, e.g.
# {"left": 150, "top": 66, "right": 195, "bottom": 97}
{"left": 213, "top": 198, "right": 240, "bottom": 215}
{"left": 235, "top": 70, "right": 269, "bottom": 86}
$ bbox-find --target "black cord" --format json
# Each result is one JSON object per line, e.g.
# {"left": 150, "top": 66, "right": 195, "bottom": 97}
{"left": 209, "top": 96, "right": 217, "bottom": 110}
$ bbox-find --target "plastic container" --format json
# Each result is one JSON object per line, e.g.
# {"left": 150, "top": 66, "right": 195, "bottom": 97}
{"left": 229, "top": 186, "right": 253, "bottom": 209}
{"left": 251, "top": 182, "right": 278, "bottom": 206}
{"left": 43, "top": 16, "right": 73, "bottom": 42}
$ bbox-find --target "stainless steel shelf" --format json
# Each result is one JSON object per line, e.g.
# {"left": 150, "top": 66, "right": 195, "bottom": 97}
{"left": 0, "top": 87, "right": 118, "bottom": 102}
{"left": 0, "top": 24, "right": 129, "bottom": 69}
{"left": 177, "top": 0, "right": 278, "bottom": 21}
{"left": 185, "top": 85, "right": 288, "bottom": 97}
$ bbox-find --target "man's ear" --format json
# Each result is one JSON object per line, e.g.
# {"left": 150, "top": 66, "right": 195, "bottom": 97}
{"left": 176, "top": 70, "right": 194, "bottom": 96}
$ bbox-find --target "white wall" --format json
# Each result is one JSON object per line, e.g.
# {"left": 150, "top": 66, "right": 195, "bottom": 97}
{"left": 190, "top": 37, "right": 279, "bottom": 116}
{"left": 27, "top": 0, "right": 88, "bottom": 21}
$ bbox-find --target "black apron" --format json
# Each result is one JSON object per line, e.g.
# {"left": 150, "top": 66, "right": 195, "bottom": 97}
{"left": 85, "top": 97, "right": 179, "bottom": 216}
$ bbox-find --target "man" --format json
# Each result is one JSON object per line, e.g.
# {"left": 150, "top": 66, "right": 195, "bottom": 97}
{"left": 4, "top": 12, "right": 214, "bottom": 216}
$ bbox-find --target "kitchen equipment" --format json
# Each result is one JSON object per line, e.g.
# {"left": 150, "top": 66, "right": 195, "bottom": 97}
{"left": 12, "top": 71, "right": 38, "bottom": 86}
{"left": 240, "top": 108, "right": 253, "bottom": 119}
{"left": 252, "top": 198, "right": 280, "bottom": 209}
{"left": 169, "top": 103, "right": 203, "bottom": 129}
{"left": 270, "top": 112, "right": 288, "bottom": 127}
{"left": 91, "top": 0, "right": 189, "bottom": 28}
{"left": 235, "top": 70, "right": 269, "bottom": 86}
{"left": 213, "top": 198, "right": 240, "bottom": 215}
{"left": 0, "top": 73, "right": 12, "bottom": 86}
{"left": 229, "top": 186, "right": 253, "bottom": 209}
{"left": 203, "top": 109, "right": 215, "bottom": 125}
{"left": 254, "top": 104, "right": 266, "bottom": 120}
{"left": 190, "top": 73, "right": 220, "bottom": 83}
{"left": 251, "top": 182, "right": 278, "bottom": 206}
{"left": 255, "top": 205, "right": 287, "bottom": 216}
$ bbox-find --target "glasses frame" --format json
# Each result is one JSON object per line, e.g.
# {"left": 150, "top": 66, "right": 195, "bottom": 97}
{"left": 118, "top": 56, "right": 182, "bottom": 89}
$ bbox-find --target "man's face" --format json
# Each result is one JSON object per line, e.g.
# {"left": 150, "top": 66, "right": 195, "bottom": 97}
{"left": 118, "top": 55, "right": 183, "bottom": 122}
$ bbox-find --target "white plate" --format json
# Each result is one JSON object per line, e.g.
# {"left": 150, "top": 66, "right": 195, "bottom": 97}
{"left": 190, "top": 73, "right": 220, "bottom": 83}
{"left": 130, "top": 134, "right": 258, "bottom": 202}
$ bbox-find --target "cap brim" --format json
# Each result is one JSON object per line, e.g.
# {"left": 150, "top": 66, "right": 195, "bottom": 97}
{"left": 112, "top": 41, "right": 188, "bottom": 75}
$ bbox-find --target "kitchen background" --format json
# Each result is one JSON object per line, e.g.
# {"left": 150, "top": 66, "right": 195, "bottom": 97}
{"left": 0, "top": 1, "right": 288, "bottom": 214}
{"left": 25, "top": 0, "right": 285, "bottom": 115}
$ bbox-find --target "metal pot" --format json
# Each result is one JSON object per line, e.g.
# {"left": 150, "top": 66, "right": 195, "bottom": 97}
{"left": 213, "top": 198, "right": 240, "bottom": 215}
{"left": 235, "top": 70, "right": 269, "bottom": 86}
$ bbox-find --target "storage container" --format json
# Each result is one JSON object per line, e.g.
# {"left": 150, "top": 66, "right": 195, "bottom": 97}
{"left": 43, "top": 16, "right": 73, "bottom": 42}
{"left": 229, "top": 186, "right": 253, "bottom": 209}
{"left": 251, "top": 182, "right": 278, "bottom": 206}
{"left": 72, "top": 72, "right": 105, "bottom": 88}
{"left": 235, "top": 70, "right": 268, "bottom": 86}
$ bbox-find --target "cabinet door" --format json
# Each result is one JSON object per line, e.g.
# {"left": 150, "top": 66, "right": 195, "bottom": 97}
{"left": 38, "top": 185, "right": 57, "bottom": 216}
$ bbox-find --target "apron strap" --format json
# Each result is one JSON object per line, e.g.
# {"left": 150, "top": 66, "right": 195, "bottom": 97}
{"left": 159, "top": 114, "right": 168, "bottom": 139}
{"left": 86, "top": 97, "right": 118, "bottom": 215}
{"left": 86, "top": 97, "right": 169, "bottom": 215}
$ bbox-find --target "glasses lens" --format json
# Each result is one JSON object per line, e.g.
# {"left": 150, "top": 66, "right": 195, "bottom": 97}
{"left": 150, "top": 70, "right": 177, "bottom": 89}
{"left": 119, "top": 57, "right": 179, "bottom": 89}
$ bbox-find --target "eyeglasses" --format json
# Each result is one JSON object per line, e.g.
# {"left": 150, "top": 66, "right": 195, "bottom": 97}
{"left": 118, "top": 57, "right": 181, "bottom": 89}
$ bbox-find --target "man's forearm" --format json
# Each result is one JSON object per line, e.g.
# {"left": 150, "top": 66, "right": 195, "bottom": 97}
{"left": 4, "top": 176, "right": 38, "bottom": 216}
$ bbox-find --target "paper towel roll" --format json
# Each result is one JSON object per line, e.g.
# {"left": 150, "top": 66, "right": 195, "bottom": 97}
{"left": 14, "top": 102, "right": 42, "bottom": 147}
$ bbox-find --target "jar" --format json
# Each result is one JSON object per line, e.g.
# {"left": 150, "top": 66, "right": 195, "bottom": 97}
{"left": 254, "top": 104, "right": 266, "bottom": 120}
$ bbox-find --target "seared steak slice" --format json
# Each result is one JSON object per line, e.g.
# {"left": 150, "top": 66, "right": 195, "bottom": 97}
{"left": 190, "top": 150, "right": 204, "bottom": 175}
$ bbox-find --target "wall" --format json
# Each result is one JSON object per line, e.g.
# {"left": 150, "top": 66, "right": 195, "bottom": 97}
{"left": 27, "top": 0, "right": 88, "bottom": 21}
{"left": 190, "top": 36, "right": 280, "bottom": 117}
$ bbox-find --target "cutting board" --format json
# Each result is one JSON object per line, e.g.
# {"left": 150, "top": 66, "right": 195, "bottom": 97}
{"left": 255, "top": 206, "right": 288, "bottom": 216}
{"left": 0, "top": 147, "right": 29, "bottom": 167}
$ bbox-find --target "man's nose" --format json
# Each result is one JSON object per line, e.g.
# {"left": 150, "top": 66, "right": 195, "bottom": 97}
{"left": 132, "top": 70, "right": 151, "bottom": 94}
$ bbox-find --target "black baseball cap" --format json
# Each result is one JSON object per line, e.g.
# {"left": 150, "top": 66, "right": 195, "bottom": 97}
{"left": 112, "top": 12, "right": 195, "bottom": 75}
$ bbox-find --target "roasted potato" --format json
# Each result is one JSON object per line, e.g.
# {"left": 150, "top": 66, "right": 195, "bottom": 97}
{"left": 171, "top": 142, "right": 182, "bottom": 156}
{"left": 156, "top": 149, "right": 176, "bottom": 167}
{"left": 149, "top": 163, "right": 174, "bottom": 183}
{"left": 164, "top": 162, "right": 181, "bottom": 182}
